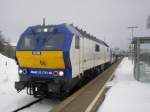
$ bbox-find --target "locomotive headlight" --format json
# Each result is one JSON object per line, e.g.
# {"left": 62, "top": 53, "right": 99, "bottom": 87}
{"left": 43, "top": 28, "right": 48, "bottom": 32}
{"left": 18, "top": 69, "right": 23, "bottom": 74}
{"left": 53, "top": 71, "right": 58, "bottom": 76}
{"left": 59, "top": 71, "right": 64, "bottom": 76}
{"left": 22, "top": 69, "right": 28, "bottom": 74}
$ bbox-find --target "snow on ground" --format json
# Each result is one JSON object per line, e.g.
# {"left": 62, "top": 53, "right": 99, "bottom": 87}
{"left": 0, "top": 54, "right": 58, "bottom": 112}
{"left": 2, "top": 54, "right": 150, "bottom": 112}
{"left": 0, "top": 54, "right": 18, "bottom": 83}
{"left": 21, "top": 99, "right": 59, "bottom": 112}
{"left": 98, "top": 57, "right": 150, "bottom": 112}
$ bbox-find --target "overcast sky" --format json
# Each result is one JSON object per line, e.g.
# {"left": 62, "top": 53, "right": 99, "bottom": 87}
{"left": 0, "top": 0, "right": 150, "bottom": 50}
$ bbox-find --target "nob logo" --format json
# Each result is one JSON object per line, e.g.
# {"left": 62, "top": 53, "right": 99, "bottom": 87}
{"left": 40, "top": 60, "right": 46, "bottom": 66}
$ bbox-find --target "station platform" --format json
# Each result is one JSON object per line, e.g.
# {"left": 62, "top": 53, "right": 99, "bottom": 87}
{"left": 50, "top": 60, "right": 121, "bottom": 112}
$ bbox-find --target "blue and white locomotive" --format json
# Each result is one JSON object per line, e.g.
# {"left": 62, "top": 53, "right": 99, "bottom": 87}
{"left": 15, "top": 23, "right": 112, "bottom": 97}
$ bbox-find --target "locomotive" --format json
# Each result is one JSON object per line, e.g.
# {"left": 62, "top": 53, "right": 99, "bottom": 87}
{"left": 15, "top": 23, "right": 113, "bottom": 97}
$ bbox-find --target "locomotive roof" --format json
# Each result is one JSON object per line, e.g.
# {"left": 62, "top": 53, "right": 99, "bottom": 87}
{"left": 65, "top": 24, "right": 109, "bottom": 47}
{"left": 27, "top": 23, "right": 109, "bottom": 47}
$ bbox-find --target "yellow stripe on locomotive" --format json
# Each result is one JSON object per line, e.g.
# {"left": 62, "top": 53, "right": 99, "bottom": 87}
{"left": 16, "top": 51, "right": 65, "bottom": 69}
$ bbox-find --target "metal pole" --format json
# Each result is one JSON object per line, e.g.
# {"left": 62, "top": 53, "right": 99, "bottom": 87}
{"left": 128, "top": 26, "right": 138, "bottom": 40}
{"left": 131, "top": 28, "right": 133, "bottom": 39}
{"left": 128, "top": 26, "right": 138, "bottom": 62}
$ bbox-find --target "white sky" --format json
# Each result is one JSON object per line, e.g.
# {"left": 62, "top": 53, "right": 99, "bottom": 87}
{"left": 0, "top": 0, "right": 150, "bottom": 50}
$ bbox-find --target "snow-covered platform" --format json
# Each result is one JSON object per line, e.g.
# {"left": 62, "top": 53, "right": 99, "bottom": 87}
{"left": 98, "top": 57, "right": 150, "bottom": 112}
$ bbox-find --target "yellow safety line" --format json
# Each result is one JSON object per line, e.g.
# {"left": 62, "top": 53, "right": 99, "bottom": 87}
{"left": 85, "top": 70, "right": 116, "bottom": 112}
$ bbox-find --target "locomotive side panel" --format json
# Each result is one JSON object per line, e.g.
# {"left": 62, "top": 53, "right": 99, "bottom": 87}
{"left": 83, "top": 37, "right": 94, "bottom": 71}
{"left": 94, "top": 43, "right": 106, "bottom": 67}
{"left": 70, "top": 35, "right": 80, "bottom": 78}
{"left": 70, "top": 34, "right": 111, "bottom": 79}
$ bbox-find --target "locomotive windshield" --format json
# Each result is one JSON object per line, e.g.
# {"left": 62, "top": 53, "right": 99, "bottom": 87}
{"left": 19, "top": 35, "right": 37, "bottom": 50}
{"left": 18, "top": 34, "right": 64, "bottom": 50}
{"left": 42, "top": 34, "right": 64, "bottom": 50}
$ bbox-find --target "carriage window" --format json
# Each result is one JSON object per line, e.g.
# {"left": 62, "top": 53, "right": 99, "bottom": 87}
{"left": 75, "top": 36, "right": 80, "bottom": 49}
{"left": 95, "top": 44, "right": 100, "bottom": 52}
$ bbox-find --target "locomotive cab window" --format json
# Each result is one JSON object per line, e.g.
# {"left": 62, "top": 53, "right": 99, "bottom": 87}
{"left": 95, "top": 44, "right": 100, "bottom": 52}
{"left": 75, "top": 36, "right": 80, "bottom": 49}
{"left": 19, "top": 35, "right": 37, "bottom": 50}
{"left": 42, "top": 34, "right": 64, "bottom": 50}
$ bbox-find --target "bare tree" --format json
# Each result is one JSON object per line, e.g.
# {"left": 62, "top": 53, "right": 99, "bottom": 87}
{"left": 0, "top": 30, "right": 5, "bottom": 52}
{"left": 0, "top": 30, "right": 15, "bottom": 58}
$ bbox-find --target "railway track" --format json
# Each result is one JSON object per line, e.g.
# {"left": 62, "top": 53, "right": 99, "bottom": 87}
{"left": 12, "top": 98, "right": 43, "bottom": 112}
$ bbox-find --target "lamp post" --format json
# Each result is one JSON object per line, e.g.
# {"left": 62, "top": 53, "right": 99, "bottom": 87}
{"left": 128, "top": 26, "right": 138, "bottom": 40}
{"left": 127, "top": 26, "right": 138, "bottom": 62}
